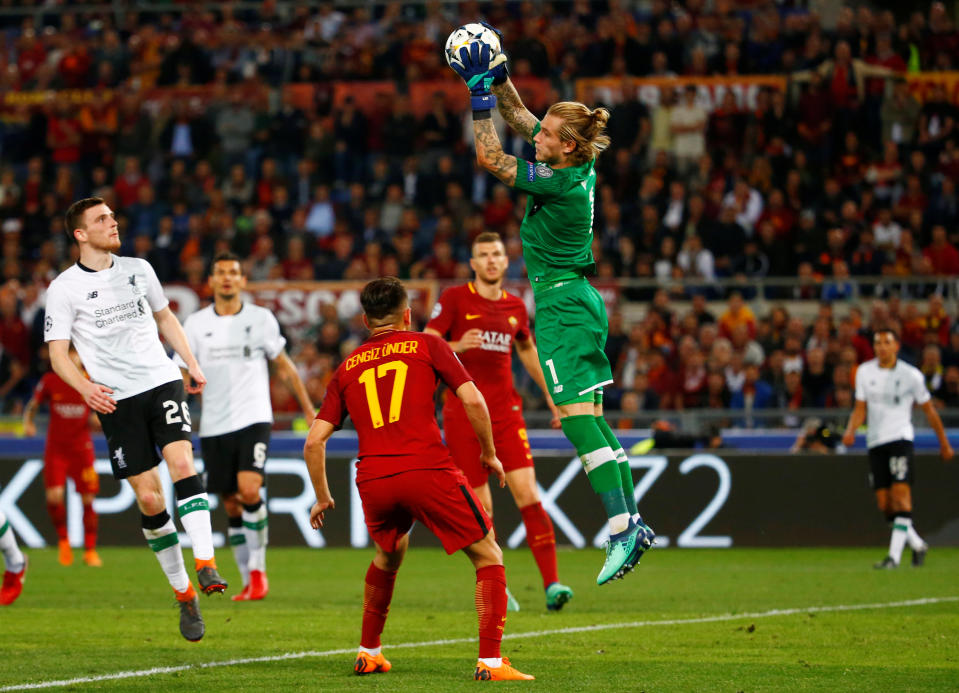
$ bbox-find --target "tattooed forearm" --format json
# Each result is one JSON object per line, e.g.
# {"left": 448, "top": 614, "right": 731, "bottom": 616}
{"left": 473, "top": 118, "right": 518, "bottom": 185}
{"left": 491, "top": 80, "right": 539, "bottom": 142}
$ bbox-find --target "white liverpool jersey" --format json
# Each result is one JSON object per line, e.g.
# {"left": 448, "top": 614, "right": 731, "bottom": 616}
{"left": 176, "top": 303, "right": 286, "bottom": 437}
{"left": 44, "top": 255, "right": 182, "bottom": 400}
{"left": 854, "top": 358, "right": 930, "bottom": 449}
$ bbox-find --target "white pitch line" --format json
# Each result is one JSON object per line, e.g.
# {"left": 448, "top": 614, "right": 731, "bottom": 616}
{"left": 2, "top": 596, "right": 956, "bottom": 691}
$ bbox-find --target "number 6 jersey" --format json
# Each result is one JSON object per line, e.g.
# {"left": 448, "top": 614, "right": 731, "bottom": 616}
{"left": 176, "top": 303, "right": 287, "bottom": 438}
{"left": 316, "top": 330, "right": 472, "bottom": 482}
{"left": 854, "top": 358, "right": 931, "bottom": 449}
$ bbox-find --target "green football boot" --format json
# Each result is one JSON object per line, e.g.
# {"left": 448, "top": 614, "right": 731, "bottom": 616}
{"left": 545, "top": 582, "right": 574, "bottom": 611}
{"left": 597, "top": 522, "right": 640, "bottom": 585}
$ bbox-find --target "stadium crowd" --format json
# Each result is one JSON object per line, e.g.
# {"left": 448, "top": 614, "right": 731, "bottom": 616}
{"left": 1, "top": 1, "right": 958, "bottom": 423}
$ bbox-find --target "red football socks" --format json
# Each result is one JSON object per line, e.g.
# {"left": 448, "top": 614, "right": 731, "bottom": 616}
{"left": 475, "top": 564, "right": 507, "bottom": 659}
{"left": 83, "top": 503, "right": 98, "bottom": 550}
{"left": 47, "top": 502, "right": 67, "bottom": 540}
{"left": 360, "top": 562, "right": 398, "bottom": 649}
{"left": 520, "top": 502, "right": 559, "bottom": 588}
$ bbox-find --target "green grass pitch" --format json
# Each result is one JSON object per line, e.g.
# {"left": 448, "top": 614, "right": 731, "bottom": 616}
{"left": 2, "top": 546, "right": 958, "bottom": 691}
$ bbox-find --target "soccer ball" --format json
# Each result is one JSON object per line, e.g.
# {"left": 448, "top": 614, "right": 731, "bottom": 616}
{"left": 445, "top": 23, "right": 502, "bottom": 70}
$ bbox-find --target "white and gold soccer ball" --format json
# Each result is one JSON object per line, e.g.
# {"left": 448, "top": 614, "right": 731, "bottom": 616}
{"left": 444, "top": 23, "right": 502, "bottom": 70}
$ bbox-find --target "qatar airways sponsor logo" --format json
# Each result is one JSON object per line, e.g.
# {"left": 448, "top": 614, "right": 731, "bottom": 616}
{"left": 52, "top": 402, "right": 88, "bottom": 419}
{"left": 479, "top": 330, "right": 511, "bottom": 353}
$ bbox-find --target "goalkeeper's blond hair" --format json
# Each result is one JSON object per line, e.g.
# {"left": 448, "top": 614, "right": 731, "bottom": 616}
{"left": 545, "top": 102, "right": 610, "bottom": 166}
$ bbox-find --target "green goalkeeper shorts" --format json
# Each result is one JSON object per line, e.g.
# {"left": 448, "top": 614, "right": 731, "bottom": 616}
{"left": 533, "top": 275, "right": 613, "bottom": 405}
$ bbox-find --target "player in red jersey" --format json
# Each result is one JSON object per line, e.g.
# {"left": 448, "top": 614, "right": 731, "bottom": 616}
{"left": 22, "top": 346, "right": 101, "bottom": 567}
{"left": 306, "top": 277, "right": 534, "bottom": 682}
{"left": 425, "top": 231, "right": 573, "bottom": 612}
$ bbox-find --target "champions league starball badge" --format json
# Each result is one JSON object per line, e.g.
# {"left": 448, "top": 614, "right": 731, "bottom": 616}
{"left": 535, "top": 163, "right": 553, "bottom": 178}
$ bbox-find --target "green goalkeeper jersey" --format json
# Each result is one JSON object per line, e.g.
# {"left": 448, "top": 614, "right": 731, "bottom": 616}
{"left": 513, "top": 123, "right": 597, "bottom": 285}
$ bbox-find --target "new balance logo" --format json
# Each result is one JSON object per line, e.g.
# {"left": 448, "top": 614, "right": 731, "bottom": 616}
{"left": 113, "top": 447, "right": 127, "bottom": 469}
{"left": 466, "top": 314, "right": 482, "bottom": 320}
{"left": 87, "top": 291, "right": 98, "bottom": 300}
{"left": 204, "top": 332, "right": 213, "bottom": 338}
{"left": 128, "top": 275, "right": 137, "bottom": 287}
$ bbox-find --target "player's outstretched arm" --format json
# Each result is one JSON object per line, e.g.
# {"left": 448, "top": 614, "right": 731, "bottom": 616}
{"left": 271, "top": 350, "right": 316, "bottom": 420}
{"left": 304, "top": 417, "right": 336, "bottom": 528}
{"left": 21, "top": 394, "right": 39, "bottom": 437}
{"left": 841, "top": 400, "right": 866, "bottom": 447}
{"left": 920, "top": 400, "right": 954, "bottom": 462}
{"left": 455, "top": 381, "right": 505, "bottom": 486}
{"left": 474, "top": 117, "right": 518, "bottom": 185}
{"left": 424, "top": 326, "right": 483, "bottom": 353}
{"left": 514, "top": 337, "right": 561, "bottom": 428}
{"left": 491, "top": 80, "right": 539, "bottom": 142}
{"left": 49, "top": 339, "right": 116, "bottom": 413}
{"left": 154, "top": 307, "right": 206, "bottom": 394}
{"left": 447, "top": 24, "right": 519, "bottom": 186}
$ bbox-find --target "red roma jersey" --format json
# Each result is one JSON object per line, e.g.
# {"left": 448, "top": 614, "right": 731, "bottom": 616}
{"left": 426, "top": 282, "right": 530, "bottom": 421}
{"left": 316, "top": 330, "right": 472, "bottom": 481}
{"left": 33, "top": 371, "right": 93, "bottom": 453}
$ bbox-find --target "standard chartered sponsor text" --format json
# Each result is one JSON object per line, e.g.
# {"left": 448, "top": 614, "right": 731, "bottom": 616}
{"left": 94, "top": 300, "right": 140, "bottom": 328}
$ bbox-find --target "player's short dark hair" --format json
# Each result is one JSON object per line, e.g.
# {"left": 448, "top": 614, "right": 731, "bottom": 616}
{"left": 472, "top": 231, "right": 503, "bottom": 251}
{"left": 874, "top": 327, "right": 900, "bottom": 343}
{"left": 63, "top": 197, "right": 105, "bottom": 245}
{"left": 361, "top": 277, "right": 407, "bottom": 323}
{"left": 210, "top": 251, "right": 243, "bottom": 275}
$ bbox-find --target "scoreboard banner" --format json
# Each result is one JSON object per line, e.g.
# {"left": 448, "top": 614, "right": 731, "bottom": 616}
{"left": 575, "top": 72, "right": 959, "bottom": 110}
{"left": 3, "top": 447, "right": 957, "bottom": 550}
{"left": 5, "top": 72, "right": 959, "bottom": 114}
{"left": 575, "top": 75, "right": 788, "bottom": 111}
{"left": 163, "top": 279, "right": 616, "bottom": 336}
{"left": 163, "top": 279, "right": 438, "bottom": 342}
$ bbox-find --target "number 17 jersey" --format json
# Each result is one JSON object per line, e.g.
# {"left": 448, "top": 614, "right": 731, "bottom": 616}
{"left": 316, "top": 330, "right": 472, "bottom": 482}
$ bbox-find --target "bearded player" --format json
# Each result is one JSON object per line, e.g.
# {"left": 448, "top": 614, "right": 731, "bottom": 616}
{"left": 450, "top": 25, "right": 654, "bottom": 584}
{"left": 425, "top": 231, "right": 572, "bottom": 611}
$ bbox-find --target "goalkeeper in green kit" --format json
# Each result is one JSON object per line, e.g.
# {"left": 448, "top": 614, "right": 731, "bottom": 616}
{"left": 449, "top": 23, "right": 655, "bottom": 585}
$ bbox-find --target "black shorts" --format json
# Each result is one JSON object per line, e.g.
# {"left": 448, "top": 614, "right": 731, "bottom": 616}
{"left": 868, "top": 440, "right": 915, "bottom": 489}
{"left": 99, "top": 380, "right": 193, "bottom": 480}
{"left": 199, "top": 422, "right": 271, "bottom": 495}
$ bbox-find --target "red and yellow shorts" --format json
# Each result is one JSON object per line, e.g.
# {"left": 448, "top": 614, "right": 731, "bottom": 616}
{"left": 45, "top": 443, "right": 99, "bottom": 495}
{"left": 444, "top": 409, "right": 534, "bottom": 488}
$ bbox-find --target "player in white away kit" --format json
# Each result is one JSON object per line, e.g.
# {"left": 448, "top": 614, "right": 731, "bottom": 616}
{"left": 842, "top": 329, "right": 954, "bottom": 569}
{"left": 44, "top": 197, "right": 227, "bottom": 641}
{"left": 177, "top": 252, "right": 314, "bottom": 601}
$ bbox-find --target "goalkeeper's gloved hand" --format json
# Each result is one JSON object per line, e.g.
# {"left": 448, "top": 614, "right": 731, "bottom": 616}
{"left": 479, "top": 21, "right": 509, "bottom": 85}
{"left": 450, "top": 40, "right": 508, "bottom": 111}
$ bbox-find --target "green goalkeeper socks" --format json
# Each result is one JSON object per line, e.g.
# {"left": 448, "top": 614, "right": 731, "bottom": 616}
{"left": 560, "top": 415, "right": 629, "bottom": 525}
{"left": 595, "top": 415, "right": 639, "bottom": 516}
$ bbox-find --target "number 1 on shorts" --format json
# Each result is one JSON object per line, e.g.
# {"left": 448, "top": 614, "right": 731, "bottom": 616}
{"left": 545, "top": 358, "right": 559, "bottom": 385}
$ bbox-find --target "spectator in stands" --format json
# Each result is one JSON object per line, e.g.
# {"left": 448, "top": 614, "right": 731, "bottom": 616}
{"left": 730, "top": 362, "right": 774, "bottom": 417}
{"left": 917, "top": 82, "right": 957, "bottom": 160}
{"left": 676, "top": 234, "right": 715, "bottom": 284}
{"left": 924, "top": 225, "right": 959, "bottom": 275}
{"left": 718, "top": 292, "right": 756, "bottom": 340}
{"left": 670, "top": 86, "right": 707, "bottom": 175}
